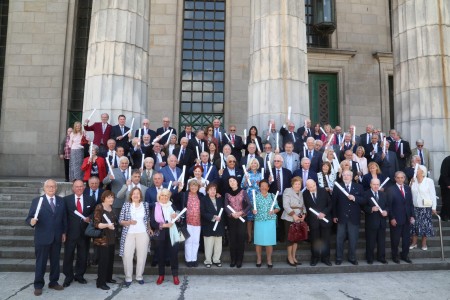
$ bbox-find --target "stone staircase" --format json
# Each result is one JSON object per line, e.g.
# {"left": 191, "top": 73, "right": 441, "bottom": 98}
{"left": 0, "top": 179, "right": 449, "bottom": 275}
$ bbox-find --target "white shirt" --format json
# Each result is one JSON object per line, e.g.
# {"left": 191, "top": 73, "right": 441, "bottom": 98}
{"left": 46, "top": 194, "right": 55, "bottom": 206}
{"left": 128, "top": 203, "right": 147, "bottom": 234}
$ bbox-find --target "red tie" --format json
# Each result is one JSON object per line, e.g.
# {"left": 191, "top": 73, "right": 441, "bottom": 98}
{"left": 76, "top": 197, "right": 83, "bottom": 214}
{"left": 231, "top": 135, "right": 235, "bottom": 143}
{"left": 399, "top": 185, "right": 405, "bottom": 197}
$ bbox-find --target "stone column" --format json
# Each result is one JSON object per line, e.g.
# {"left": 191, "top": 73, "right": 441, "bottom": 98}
{"left": 83, "top": 0, "right": 150, "bottom": 125}
{"left": 392, "top": 0, "right": 450, "bottom": 176}
{"left": 248, "top": 0, "right": 309, "bottom": 131}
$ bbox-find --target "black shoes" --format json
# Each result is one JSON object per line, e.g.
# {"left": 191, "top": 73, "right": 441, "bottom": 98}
{"left": 322, "top": 260, "right": 332, "bottom": 266}
{"left": 392, "top": 257, "right": 400, "bottom": 264}
{"left": 401, "top": 257, "right": 412, "bottom": 264}
{"left": 367, "top": 260, "right": 373, "bottom": 265}
{"left": 348, "top": 260, "right": 358, "bottom": 265}
{"left": 74, "top": 277, "right": 87, "bottom": 284}
{"left": 286, "top": 259, "right": 296, "bottom": 267}
{"left": 97, "top": 284, "right": 110, "bottom": 290}
{"left": 256, "top": 263, "right": 262, "bottom": 268}
{"left": 106, "top": 279, "right": 117, "bottom": 284}
{"left": 310, "top": 259, "right": 318, "bottom": 266}
{"left": 335, "top": 260, "right": 342, "bottom": 265}
{"left": 377, "top": 259, "right": 388, "bottom": 264}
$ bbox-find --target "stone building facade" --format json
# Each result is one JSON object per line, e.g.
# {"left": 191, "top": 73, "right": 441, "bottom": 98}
{"left": 0, "top": 0, "right": 448, "bottom": 178}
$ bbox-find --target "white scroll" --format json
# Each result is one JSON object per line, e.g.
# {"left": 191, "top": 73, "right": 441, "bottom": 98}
{"left": 243, "top": 129, "right": 247, "bottom": 145}
{"left": 103, "top": 214, "right": 112, "bottom": 224}
{"left": 255, "top": 138, "right": 261, "bottom": 153}
{"left": 33, "top": 197, "right": 43, "bottom": 219}
{"left": 165, "top": 129, "right": 173, "bottom": 146}
{"left": 276, "top": 132, "right": 279, "bottom": 150}
{"left": 288, "top": 106, "right": 292, "bottom": 120}
{"left": 196, "top": 146, "right": 200, "bottom": 161}
{"left": 178, "top": 165, "right": 186, "bottom": 182}
{"left": 252, "top": 190, "right": 257, "bottom": 211}
{"left": 178, "top": 146, "right": 183, "bottom": 162}
{"left": 219, "top": 153, "right": 225, "bottom": 169}
{"left": 269, "top": 191, "right": 279, "bottom": 211}
{"left": 371, "top": 197, "right": 384, "bottom": 214}
{"left": 267, "top": 161, "right": 274, "bottom": 179}
{"left": 204, "top": 165, "right": 213, "bottom": 180}
{"left": 334, "top": 182, "right": 350, "bottom": 197}
{"left": 309, "top": 207, "right": 329, "bottom": 223}
{"left": 127, "top": 166, "right": 132, "bottom": 191}
{"left": 352, "top": 126, "right": 356, "bottom": 143}
{"left": 171, "top": 207, "right": 187, "bottom": 223}
{"left": 74, "top": 210, "right": 86, "bottom": 221}
{"left": 167, "top": 180, "right": 173, "bottom": 191}
{"left": 400, "top": 143, "right": 404, "bottom": 156}
{"left": 227, "top": 205, "right": 245, "bottom": 222}
{"left": 267, "top": 123, "right": 272, "bottom": 141}
{"left": 379, "top": 177, "right": 390, "bottom": 189}
{"left": 320, "top": 127, "right": 328, "bottom": 137}
{"left": 242, "top": 165, "right": 252, "bottom": 186}
{"left": 213, "top": 208, "right": 223, "bottom": 231}
{"left": 87, "top": 108, "right": 96, "bottom": 121}
{"left": 152, "top": 129, "right": 170, "bottom": 145}
{"left": 105, "top": 157, "right": 115, "bottom": 178}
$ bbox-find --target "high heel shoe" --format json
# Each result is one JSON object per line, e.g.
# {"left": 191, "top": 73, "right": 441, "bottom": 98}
{"left": 256, "top": 262, "right": 262, "bottom": 268}
{"left": 409, "top": 244, "right": 417, "bottom": 250}
{"left": 286, "top": 258, "right": 296, "bottom": 267}
{"left": 267, "top": 263, "right": 273, "bottom": 269}
{"left": 156, "top": 276, "right": 164, "bottom": 285}
{"left": 173, "top": 276, "right": 180, "bottom": 285}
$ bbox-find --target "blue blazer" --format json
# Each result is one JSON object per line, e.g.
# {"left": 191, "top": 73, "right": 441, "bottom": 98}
{"left": 266, "top": 167, "right": 292, "bottom": 194}
{"left": 363, "top": 190, "right": 390, "bottom": 229}
{"left": 292, "top": 169, "right": 318, "bottom": 184}
{"left": 83, "top": 188, "right": 105, "bottom": 205}
{"left": 387, "top": 184, "right": 414, "bottom": 225}
{"left": 299, "top": 150, "right": 323, "bottom": 173}
{"left": 161, "top": 166, "right": 182, "bottom": 183}
{"left": 26, "top": 195, "right": 67, "bottom": 246}
{"left": 332, "top": 182, "right": 365, "bottom": 225}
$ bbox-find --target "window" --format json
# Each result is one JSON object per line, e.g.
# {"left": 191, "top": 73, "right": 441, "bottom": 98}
{"left": 305, "top": 0, "right": 331, "bottom": 48}
{"left": 180, "top": 0, "right": 225, "bottom": 130}
{"left": 0, "top": 0, "right": 8, "bottom": 123}
{"left": 68, "top": 0, "right": 92, "bottom": 127}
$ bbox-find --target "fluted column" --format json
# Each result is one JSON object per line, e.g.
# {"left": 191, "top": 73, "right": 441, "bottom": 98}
{"left": 248, "top": 0, "right": 309, "bottom": 131}
{"left": 392, "top": 0, "right": 450, "bottom": 174}
{"left": 83, "top": 0, "right": 150, "bottom": 124}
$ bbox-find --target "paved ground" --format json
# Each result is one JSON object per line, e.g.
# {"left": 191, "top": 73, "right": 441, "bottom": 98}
{"left": 1, "top": 271, "right": 450, "bottom": 300}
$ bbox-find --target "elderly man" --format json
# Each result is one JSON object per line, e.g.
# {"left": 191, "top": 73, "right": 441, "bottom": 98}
{"left": 160, "top": 154, "right": 183, "bottom": 191}
{"left": 364, "top": 133, "right": 382, "bottom": 164}
{"left": 280, "top": 141, "right": 300, "bottom": 173}
{"left": 62, "top": 180, "right": 95, "bottom": 287}
{"left": 262, "top": 119, "right": 281, "bottom": 152}
{"left": 380, "top": 140, "right": 399, "bottom": 186}
{"left": 190, "top": 151, "right": 218, "bottom": 183}
{"left": 334, "top": 126, "right": 344, "bottom": 145}
{"left": 135, "top": 118, "right": 156, "bottom": 142}
{"left": 26, "top": 180, "right": 67, "bottom": 296}
{"left": 280, "top": 121, "right": 301, "bottom": 148}
{"left": 212, "top": 118, "right": 224, "bottom": 146}
{"left": 332, "top": 170, "right": 365, "bottom": 265}
{"left": 156, "top": 117, "right": 177, "bottom": 145}
{"left": 359, "top": 124, "right": 374, "bottom": 147}
{"left": 218, "top": 155, "right": 244, "bottom": 195}
{"left": 388, "top": 131, "right": 411, "bottom": 171}
{"left": 297, "top": 118, "right": 312, "bottom": 142}
{"left": 117, "top": 169, "right": 148, "bottom": 200}
{"left": 261, "top": 142, "right": 275, "bottom": 169}
{"left": 152, "top": 142, "right": 167, "bottom": 171}
{"left": 103, "top": 156, "right": 130, "bottom": 217}
{"left": 338, "top": 132, "right": 357, "bottom": 161}
{"left": 364, "top": 178, "right": 389, "bottom": 264}
{"left": 409, "top": 139, "right": 431, "bottom": 170}
{"left": 214, "top": 143, "right": 231, "bottom": 170}
{"left": 173, "top": 137, "right": 195, "bottom": 169}
{"left": 301, "top": 137, "right": 322, "bottom": 173}
{"left": 221, "top": 125, "right": 244, "bottom": 162}
{"left": 178, "top": 124, "right": 193, "bottom": 143}
{"left": 348, "top": 125, "right": 361, "bottom": 145}
{"left": 314, "top": 140, "right": 324, "bottom": 153}
{"left": 84, "top": 113, "right": 112, "bottom": 155}
{"left": 293, "top": 157, "right": 318, "bottom": 186}
{"left": 188, "top": 129, "right": 206, "bottom": 158}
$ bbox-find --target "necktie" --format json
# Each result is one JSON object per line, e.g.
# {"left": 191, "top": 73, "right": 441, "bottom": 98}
{"left": 312, "top": 193, "right": 317, "bottom": 204}
{"left": 367, "top": 134, "right": 370, "bottom": 144}
{"left": 309, "top": 151, "right": 312, "bottom": 159}
{"left": 346, "top": 185, "right": 350, "bottom": 193}
{"left": 102, "top": 123, "right": 106, "bottom": 134}
{"left": 121, "top": 126, "right": 124, "bottom": 135}
{"left": 231, "top": 135, "right": 235, "bottom": 143}
{"left": 375, "top": 192, "right": 379, "bottom": 201}
{"left": 147, "top": 170, "right": 150, "bottom": 177}
{"left": 395, "top": 141, "right": 399, "bottom": 151}
{"left": 292, "top": 132, "right": 296, "bottom": 142}
{"left": 182, "top": 148, "right": 185, "bottom": 158}
{"left": 91, "top": 190, "right": 95, "bottom": 201}
{"left": 76, "top": 197, "right": 82, "bottom": 214}
{"left": 419, "top": 150, "right": 424, "bottom": 165}
{"left": 276, "top": 169, "right": 281, "bottom": 192}
{"left": 123, "top": 171, "right": 126, "bottom": 179}
{"left": 400, "top": 185, "right": 405, "bottom": 197}
{"left": 49, "top": 197, "right": 55, "bottom": 213}
{"left": 215, "top": 128, "right": 219, "bottom": 139}
{"left": 303, "top": 170, "right": 307, "bottom": 187}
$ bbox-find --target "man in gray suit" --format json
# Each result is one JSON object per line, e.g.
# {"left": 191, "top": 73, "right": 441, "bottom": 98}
{"left": 102, "top": 156, "right": 130, "bottom": 217}
{"left": 408, "top": 139, "right": 431, "bottom": 172}
{"left": 280, "top": 141, "right": 300, "bottom": 173}
{"left": 380, "top": 140, "right": 399, "bottom": 186}
{"left": 117, "top": 169, "right": 148, "bottom": 201}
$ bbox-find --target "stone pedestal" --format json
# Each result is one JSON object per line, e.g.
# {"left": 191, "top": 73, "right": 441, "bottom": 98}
{"left": 82, "top": 0, "right": 150, "bottom": 125}
{"left": 392, "top": 0, "right": 450, "bottom": 175}
{"left": 248, "top": 0, "right": 309, "bottom": 131}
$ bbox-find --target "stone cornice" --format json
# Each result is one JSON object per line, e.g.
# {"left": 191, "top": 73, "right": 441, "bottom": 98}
{"left": 373, "top": 51, "right": 393, "bottom": 64}
{"left": 307, "top": 47, "right": 357, "bottom": 61}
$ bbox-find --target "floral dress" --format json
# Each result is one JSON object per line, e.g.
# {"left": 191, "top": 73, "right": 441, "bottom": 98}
{"left": 240, "top": 171, "right": 263, "bottom": 221}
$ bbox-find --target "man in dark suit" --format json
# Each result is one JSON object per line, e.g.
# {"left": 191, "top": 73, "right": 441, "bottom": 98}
{"left": 173, "top": 137, "right": 195, "bottom": 170}
{"left": 156, "top": 116, "right": 177, "bottom": 145}
{"left": 303, "top": 180, "right": 332, "bottom": 266}
{"left": 280, "top": 122, "right": 301, "bottom": 148}
{"left": 332, "top": 170, "right": 365, "bottom": 265}
{"left": 240, "top": 143, "right": 264, "bottom": 171}
{"left": 363, "top": 178, "right": 390, "bottom": 264}
{"left": 387, "top": 171, "right": 415, "bottom": 264}
{"left": 187, "top": 129, "right": 206, "bottom": 159}
{"left": 103, "top": 139, "right": 119, "bottom": 170}
{"left": 109, "top": 114, "right": 131, "bottom": 155}
{"left": 62, "top": 180, "right": 96, "bottom": 287}
{"left": 83, "top": 176, "right": 104, "bottom": 205}
{"left": 222, "top": 125, "right": 244, "bottom": 163}
{"left": 364, "top": 133, "right": 383, "bottom": 164}
{"left": 134, "top": 118, "right": 157, "bottom": 142}
{"left": 300, "top": 137, "right": 322, "bottom": 173}
{"left": 439, "top": 155, "right": 450, "bottom": 221}
{"left": 144, "top": 172, "right": 168, "bottom": 208}
{"left": 218, "top": 155, "right": 244, "bottom": 195}
{"left": 140, "top": 134, "right": 155, "bottom": 159}
{"left": 296, "top": 118, "right": 313, "bottom": 142}
{"left": 267, "top": 154, "right": 292, "bottom": 242}
{"left": 84, "top": 113, "right": 112, "bottom": 156}
{"left": 389, "top": 131, "right": 412, "bottom": 171}
{"left": 26, "top": 179, "right": 66, "bottom": 296}
{"left": 359, "top": 124, "right": 374, "bottom": 147}
{"left": 349, "top": 125, "right": 361, "bottom": 146}
{"left": 293, "top": 157, "right": 318, "bottom": 186}
{"left": 338, "top": 133, "right": 357, "bottom": 161}
{"left": 178, "top": 124, "right": 193, "bottom": 143}
{"left": 380, "top": 140, "right": 399, "bottom": 186}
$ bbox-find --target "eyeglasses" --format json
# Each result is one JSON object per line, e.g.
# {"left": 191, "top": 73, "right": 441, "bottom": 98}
{"left": 228, "top": 160, "right": 236, "bottom": 163}
{"left": 417, "top": 145, "right": 424, "bottom": 147}
{"left": 229, "top": 129, "right": 236, "bottom": 132}
{"left": 274, "top": 160, "right": 282, "bottom": 162}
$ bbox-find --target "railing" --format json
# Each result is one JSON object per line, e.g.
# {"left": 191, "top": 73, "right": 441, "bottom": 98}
{"left": 434, "top": 213, "right": 445, "bottom": 261}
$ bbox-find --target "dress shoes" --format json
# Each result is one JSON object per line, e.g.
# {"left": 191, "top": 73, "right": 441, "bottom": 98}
{"left": 34, "top": 289, "right": 42, "bottom": 296}
{"left": 335, "top": 260, "right": 342, "bottom": 265}
{"left": 310, "top": 259, "right": 318, "bottom": 266}
{"left": 156, "top": 276, "right": 164, "bottom": 285}
{"left": 124, "top": 281, "right": 131, "bottom": 287}
{"left": 173, "top": 276, "right": 180, "bottom": 285}
{"left": 62, "top": 281, "right": 71, "bottom": 288}
{"left": 236, "top": 263, "right": 242, "bottom": 268}
{"left": 401, "top": 257, "right": 412, "bottom": 264}
{"left": 48, "top": 284, "right": 64, "bottom": 291}
{"left": 106, "top": 279, "right": 117, "bottom": 284}
{"left": 348, "top": 260, "right": 358, "bottom": 265}
{"left": 98, "top": 285, "right": 110, "bottom": 290}
{"left": 229, "top": 262, "right": 236, "bottom": 268}
{"left": 74, "top": 277, "right": 87, "bottom": 284}
{"left": 392, "top": 257, "right": 400, "bottom": 264}
{"left": 256, "top": 262, "right": 262, "bottom": 268}
{"left": 267, "top": 264, "right": 273, "bottom": 269}
{"left": 367, "top": 260, "right": 373, "bottom": 265}
{"left": 286, "top": 258, "right": 296, "bottom": 267}
{"left": 322, "top": 260, "right": 332, "bottom": 266}
{"left": 377, "top": 259, "right": 388, "bottom": 264}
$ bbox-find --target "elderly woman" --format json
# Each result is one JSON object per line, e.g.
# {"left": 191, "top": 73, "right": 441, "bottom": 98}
{"left": 69, "top": 121, "right": 85, "bottom": 181}
{"left": 119, "top": 188, "right": 150, "bottom": 286}
{"left": 200, "top": 183, "right": 224, "bottom": 268}
{"left": 150, "top": 189, "right": 182, "bottom": 285}
{"left": 410, "top": 165, "right": 436, "bottom": 250}
{"left": 187, "top": 165, "right": 208, "bottom": 196}
{"left": 353, "top": 146, "right": 368, "bottom": 175}
{"left": 225, "top": 176, "right": 251, "bottom": 268}
{"left": 318, "top": 161, "right": 336, "bottom": 194}
{"left": 93, "top": 190, "right": 118, "bottom": 290}
{"left": 253, "top": 180, "right": 280, "bottom": 268}
{"left": 140, "top": 157, "right": 155, "bottom": 187}
{"left": 81, "top": 144, "right": 107, "bottom": 183}
{"left": 241, "top": 158, "right": 263, "bottom": 244}
{"left": 336, "top": 160, "right": 355, "bottom": 184}
{"left": 281, "top": 176, "right": 306, "bottom": 266}
{"left": 362, "top": 162, "right": 386, "bottom": 191}
{"left": 322, "top": 148, "right": 339, "bottom": 174}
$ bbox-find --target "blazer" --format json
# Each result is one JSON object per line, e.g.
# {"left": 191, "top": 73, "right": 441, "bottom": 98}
{"left": 63, "top": 194, "right": 96, "bottom": 240}
{"left": 409, "top": 147, "right": 431, "bottom": 169}
{"left": 200, "top": 195, "right": 225, "bottom": 236}
{"left": 116, "top": 184, "right": 148, "bottom": 202}
{"left": 156, "top": 126, "right": 177, "bottom": 145}
{"left": 303, "top": 187, "right": 332, "bottom": 228}
{"left": 140, "top": 169, "right": 155, "bottom": 188}
{"left": 149, "top": 202, "right": 184, "bottom": 242}
{"left": 178, "top": 130, "right": 194, "bottom": 143}
{"left": 83, "top": 188, "right": 105, "bottom": 205}
{"left": 332, "top": 182, "right": 365, "bottom": 225}
{"left": 280, "top": 126, "right": 301, "bottom": 147}
{"left": 361, "top": 173, "right": 387, "bottom": 191}
{"left": 144, "top": 184, "right": 173, "bottom": 208}
{"left": 364, "top": 143, "right": 383, "bottom": 164}
{"left": 26, "top": 195, "right": 67, "bottom": 246}
{"left": 359, "top": 133, "right": 372, "bottom": 147}
{"left": 266, "top": 167, "right": 292, "bottom": 195}
{"left": 292, "top": 168, "right": 319, "bottom": 184}
{"left": 173, "top": 146, "right": 196, "bottom": 169}
{"left": 296, "top": 125, "right": 313, "bottom": 142}
{"left": 189, "top": 162, "right": 219, "bottom": 183}
{"left": 380, "top": 150, "right": 399, "bottom": 185}
{"left": 244, "top": 136, "right": 263, "bottom": 155}
{"left": 363, "top": 189, "right": 390, "bottom": 229}
{"left": 388, "top": 139, "right": 412, "bottom": 171}
{"left": 152, "top": 152, "right": 167, "bottom": 172}
{"left": 299, "top": 149, "right": 323, "bottom": 173}
{"left": 84, "top": 122, "right": 112, "bottom": 146}
{"left": 102, "top": 167, "right": 128, "bottom": 209}
{"left": 135, "top": 127, "right": 157, "bottom": 142}
{"left": 110, "top": 125, "right": 131, "bottom": 151}
{"left": 160, "top": 166, "right": 182, "bottom": 183}
{"left": 387, "top": 184, "right": 414, "bottom": 225}
{"left": 261, "top": 152, "right": 275, "bottom": 169}
{"left": 280, "top": 152, "right": 300, "bottom": 173}
{"left": 280, "top": 187, "right": 306, "bottom": 222}
{"left": 221, "top": 134, "right": 244, "bottom": 162}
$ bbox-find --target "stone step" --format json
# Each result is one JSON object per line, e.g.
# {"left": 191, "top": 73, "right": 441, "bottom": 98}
{"left": 0, "top": 209, "right": 30, "bottom": 217}
{"left": 0, "top": 194, "right": 39, "bottom": 202}
{"left": 0, "top": 201, "right": 32, "bottom": 209}
{"left": 0, "top": 217, "right": 28, "bottom": 226}
{"left": 0, "top": 226, "right": 34, "bottom": 236}
{"left": 0, "top": 187, "right": 42, "bottom": 194}
{"left": 0, "top": 257, "right": 448, "bottom": 275}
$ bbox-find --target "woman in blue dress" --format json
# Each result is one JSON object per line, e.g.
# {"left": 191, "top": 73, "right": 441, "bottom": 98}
{"left": 241, "top": 158, "right": 263, "bottom": 244}
{"left": 253, "top": 179, "right": 279, "bottom": 268}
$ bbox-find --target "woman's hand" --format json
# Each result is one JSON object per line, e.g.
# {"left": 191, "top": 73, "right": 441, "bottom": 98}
{"left": 252, "top": 209, "right": 257, "bottom": 215}
{"left": 171, "top": 213, "right": 177, "bottom": 219}
{"left": 130, "top": 220, "right": 137, "bottom": 225}
{"left": 293, "top": 214, "right": 300, "bottom": 223}
{"left": 108, "top": 223, "right": 115, "bottom": 230}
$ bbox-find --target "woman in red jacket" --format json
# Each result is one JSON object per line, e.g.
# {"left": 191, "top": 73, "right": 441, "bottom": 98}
{"left": 81, "top": 144, "right": 107, "bottom": 183}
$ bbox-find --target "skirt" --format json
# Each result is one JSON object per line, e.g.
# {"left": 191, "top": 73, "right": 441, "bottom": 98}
{"left": 254, "top": 219, "right": 276, "bottom": 246}
{"left": 69, "top": 148, "right": 84, "bottom": 182}
{"left": 411, "top": 207, "right": 435, "bottom": 237}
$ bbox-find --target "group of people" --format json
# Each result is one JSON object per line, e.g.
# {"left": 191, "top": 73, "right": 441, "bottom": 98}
{"left": 29, "top": 114, "right": 444, "bottom": 297}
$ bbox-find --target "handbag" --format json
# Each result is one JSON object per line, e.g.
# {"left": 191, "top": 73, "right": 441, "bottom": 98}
{"left": 423, "top": 199, "right": 432, "bottom": 207}
{"left": 85, "top": 220, "right": 102, "bottom": 238}
{"left": 287, "top": 221, "right": 309, "bottom": 243}
{"left": 178, "top": 226, "right": 190, "bottom": 242}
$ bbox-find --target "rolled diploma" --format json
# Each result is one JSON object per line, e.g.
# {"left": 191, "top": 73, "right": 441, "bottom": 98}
{"left": 269, "top": 191, "right": 279, "bottom": 211}
{"left": 255, "top": 138, "right": 261, "bottom": 153}
{"left": 353, "top": 126, "right": 356, "bottom": 142}
{"left": 201, "top": 142, "right": 204, "bottom": 152}
{"left": 178, "top": 165, "right": 186, "bottom": 181}
{"left": 267, "top": 161, "right": 274, "bottom": 179}
{"left": 334, "top": 182, "right": 350, "bottom": 197}
{"left": 87, "top": 108, "right": 96, "bottom": 120}
{"left": 138, "top": 128, "right": 141, "bottom": 145}
{"left": 165, "top": 129, "right": 173, "bottom": 146}
{"left": 140, "top": 154, "right": 145, "bottom": 174}
{"left": 129, "top": 118, "right": 135, "bottom": 133}
{"left": 227, "top": 205, "right": 245, "bottom": 222}
{"left": 74, "top": 210, "right": 86, "bottom": 220}
{"left": 413, "top": 164, "right": 418, "bottom": 179}
{"left": 301, "top": 187, "right": 306, "bottom": 193}
{"left": 103, "top": 213, "right": 112, "bottom": 224}
{"left": 34, "top": 197, "right": 43, "bottom": 219}
{"left": 327, "top": 134, "right": 335, "bottom": 147}
{"left": 89, "top": 142, "right": 93, "bottom": 158}
{"left": 261, "top": 168, "right": 264, "bottom": 180}
{"left": 303, "top": 146, "right": 306, "bottom": 158}
{"left": 288, "top": 106, "right": 292, "bottom": 120}
{"left": 243, "top": 129, "right": 247, "bottom": 145}
{"left": 219, "top": 153, "right": 225, "bottom": 169}
{"left": 213, "top": 208, "right": 224, "bottom": 231}
{"left": 400, "top": 143, "right": 403, "bottom": 156}
{"left": 276, "top": 133, "right": 279, "bottom": 150}
{"left": 379, "top": 177, "right": 390, "bottom": 189}
{"left": 225, "top": 133, "right": 234, "bottom": 148}
{"left": 304, "top": 119, "right": 307, "bottom": 129}
{"left": 267, "top": 124, "right": 272, "bottom": 141}
{"left": 252, "top": 190, "right": 257, "bottom": 211}
{"left": 105, "top": 157, "right": 115, "bottom": 178}
{"left": 122, "top": 129, "right": 131, "bottom": 138}
{"left": 152, "top": 129, "right": 170, "bottom": 145}
{"left": 204, "top": 165, "right": 213, "bottom": 180}
{"left": 167, "top": 181, "right": 173, "bottom": 191}
{"left": 356, "top": 162, "right": 361, "bottom": 173}
{"left": 383, "top": 137, "right": 386, "bottom": 153}
{"left": 309, "top": 207, "right": 329, "bottom": 223}
{"left": 320, "top": 127, "right": 328, "bottom": 137}
{"left": 242, "top": 165, "right": 252, "bottom": 186}
{"left": 371, "top": 197, "right": 384, "bottom": 214}
{"left": 178, "top": 147, "right": 183, "bottom": 161}
{"left": 171, "top": 207, "right": 187, "bottom": 223}
{"left": 196, "top": 146, "right": 200, "bottom": 160}
{"left": 127, "top": 166, "right": 132, "bottom": 191}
